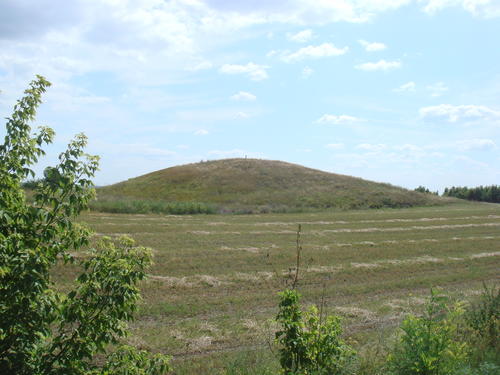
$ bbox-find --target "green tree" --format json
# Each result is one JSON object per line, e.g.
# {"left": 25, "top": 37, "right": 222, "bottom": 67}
{"left": 415, "top": 186, "right": 431, "bottom": 194}
{"left": 442, "top": 185, "right": 500, "bottom": 203}
{"left": 0, "top": 76, "right": 170, "bottom": 374}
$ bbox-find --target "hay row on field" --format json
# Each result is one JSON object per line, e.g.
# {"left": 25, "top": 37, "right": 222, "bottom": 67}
{"left": 320, "top": 235, "right": 500, "bottom": 248}
{"left": 311, "top": 222, "right": 500, "bottom": 234}
{"left": 147, "top": 251, "right": 500, "bottom": 288}
{"left": 88, "top": 213, "right": 500, "bottom": 226}
{"left": 255, "top": 215, "right": 500, "bottom": 226}
{"left": 91, "top": 233, "right": 500, "bottom": 250}
{"left": 182, "top": 222, "right": 500, "bottom": 235}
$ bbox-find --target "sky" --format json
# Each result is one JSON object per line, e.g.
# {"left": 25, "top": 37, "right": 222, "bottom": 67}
{"left": 1, "top": 0, "right": 499, "bottom": 192}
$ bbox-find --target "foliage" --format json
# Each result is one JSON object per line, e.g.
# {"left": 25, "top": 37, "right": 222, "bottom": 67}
{"left": 275, "top": 289, "right": 356, "bottom": 375}
{"left": 21, "top": 177, "right": 45, "bottom": 190}
{"left": 456, "top": 362, "right": 500, "bottom": 375}
{"left": 387, "top": 289, "right": 468, "bottom": 375}
{"left": 95, "top": 345, "right": 169, "bottom": 375}
{"left": 220, "top": 351, "right": 277, "bottom": 375}
{"left": 443, "top": 185, "right": 500, "bottom": 203}
{"left": 0, "top": 76, "right": 169, "bottom": 374}
{"left": 414, "top": 186, "right": 438, "bottom": 195}
{"left": 465, "top": 284, "right": 499, "bottom": 360}
{"left": 89, "top": 197, "right": 215, "bottom": 215}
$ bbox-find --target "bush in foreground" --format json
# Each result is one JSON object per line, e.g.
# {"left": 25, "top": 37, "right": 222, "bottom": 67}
{"left": 0, "top": 76, "right": 169, "bottom": 374}
{"left": 464, "top": 284, "right": 500, "bottom": 366}
{"left": 275, "top": 289, "right": 356, "bottom": 375}
{"left": 387, "top": 289, "right": 468, "bottom": 375}
{"left": 273, "top": 285, "right": 499, "bottom": 375}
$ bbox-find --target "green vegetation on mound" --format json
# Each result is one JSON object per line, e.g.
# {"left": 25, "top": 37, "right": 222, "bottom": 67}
{"left": 89, "top": 197, "right": 216, "bottom": 215}
{"left": 97, "top": 158, "right": 451, "bottom": 213}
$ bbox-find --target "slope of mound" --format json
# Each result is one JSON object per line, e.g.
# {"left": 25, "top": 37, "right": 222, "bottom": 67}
{"left": 97, "top": 158, "right": 448, "bottom": 212}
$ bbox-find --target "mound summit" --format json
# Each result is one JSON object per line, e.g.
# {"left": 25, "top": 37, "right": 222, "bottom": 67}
{"left": 98, "top": 158, "right": 446, "bottom": 212}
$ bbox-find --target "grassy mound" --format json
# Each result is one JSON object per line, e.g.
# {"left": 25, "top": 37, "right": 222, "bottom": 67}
{"left": 96, "top": 158, "right": 450, "bottom": 213}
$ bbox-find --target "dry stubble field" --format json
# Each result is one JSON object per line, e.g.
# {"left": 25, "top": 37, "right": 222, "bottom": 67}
{"left": 60, "top": 202, "right": 500, "bottom": 373}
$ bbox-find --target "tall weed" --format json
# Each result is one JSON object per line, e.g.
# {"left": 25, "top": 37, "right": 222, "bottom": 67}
{"left": 466, "top": 284, "right": 499, "bottom": 348}
{"left": 464, "top": 284, "right": 499, "bottom": 365}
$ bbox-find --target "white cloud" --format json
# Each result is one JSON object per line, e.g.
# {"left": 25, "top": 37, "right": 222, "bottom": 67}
{"left": 0, "top": 1, "right": 234, "bottom": 88}
{"left": 394, "top": 144, "right": 423, "bottom": 152}
{"left": 42, "top": 83, "right": 111, "bottom": 112}
{"left": 230, "top": 91, "right": 257, "bottom": 101}
{"left": 282, "top": 43, "right": 348, "bottom": 62}
{"left": 194, "top": 129, "right": 209, "bottom": 136}
{"left": 419, "top": 104, "right": 500, "bottom": 123}
{"left": 176, "top": 107, "right": 256, "bottom": 123}
{"left": 204, "top": 0, "right": 413, "bottom": 24}
{"left": 186, "top": 61, "right": 213, "bottom": 71}
{"left": 219, "top": 62, "right": 269, "bottom": 81}
{"left": 266, "top": 50, "right": 278, "bottom": 58}
{"left": 4, "top": 0, "right": 493, "bottom": 96}
{"left": 326, "top": 143, "right": 345, "bottom": 150}
{"left": 355, "top": 59, "right": 401, "bottom": 71}
{"left": 141, "top": 146, "right": 178, "bottom": 157}
{"left": 332, "top": 142, "right": 445, "bottom": 171}
{"left": 356, "top": 143, "right": 387, "bottom": 152}
{"left": 394, "top": 81, "right": 416, "bottom": 92}
{"left": 122, "top": 87, "right": 207, "bottom": 112}
{"left": 93, "top": 141, "right": 178, "bottom": 159}
{"left": 456, "top": 138, "right": 496, "bottom": 151}
{"left": 358, "top": 39, "right": 387, "bottom": 52}
{"left": 0, "top": 0, "right": 422, "bottom": 97}
{"left": 419, "top": 0, "right": 500, "bottom": 18}
{"left": 234, "top": 111, "right": 250, "bottom": 119}
{"left": 287, "top": 29, "right": 314, "bottom": 43}
{"left": 301, "top": 66, "right": 314, "bottom": 78}
{"left": 427, "top": 82, "right": 448, "bottom": 97}
{"left": 453, "top": 155, "right": 489, "bottom": 169}
{"left": 316, "top": 114, "right": 362, "bottom": 124}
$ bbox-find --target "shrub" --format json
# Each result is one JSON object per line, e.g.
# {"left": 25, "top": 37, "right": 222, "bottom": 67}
{"left": 21, "top": 178, "right": 45, "bottom": 190}
{"left": 456, "top": 362, "right": 500, "bottom": 375}
{"left": 464, "top": 284, "right": 499, "bottom": 363}
{"left": 89, "top": 197, "right": 216, "bottom": 215}
{"left": 0, "top": 76, "right": 169, "bottom": 374}
{"left": 387, "top": 289, "right": 468, "bottom": 375}
{"left": 275, "top": 289, "right": 356, "bottom": 375}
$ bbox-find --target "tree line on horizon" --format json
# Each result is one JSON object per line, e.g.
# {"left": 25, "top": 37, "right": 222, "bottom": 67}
{"left": 442, "top": 185, "right": 500, "bottom": 203}
{"left": 414, "top": 185, "right": 500, "bottom": 204}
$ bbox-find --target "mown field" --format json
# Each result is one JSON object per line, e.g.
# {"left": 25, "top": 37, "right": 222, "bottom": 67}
{"left": 58, "top": 202, "right": 500, "bottom": 373}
